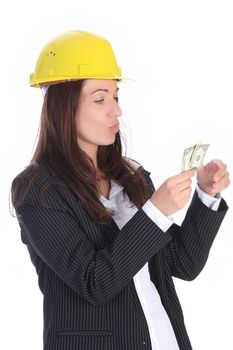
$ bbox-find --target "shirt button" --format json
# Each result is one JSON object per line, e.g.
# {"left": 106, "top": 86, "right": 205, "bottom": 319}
{"left": 143, "top": 341, "right": 146, "bottom": 345}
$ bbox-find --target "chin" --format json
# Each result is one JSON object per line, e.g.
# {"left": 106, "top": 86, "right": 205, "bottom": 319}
{"left": 101, "top": 142, "right": 115, "bottom": 147}
{"left": 100, "top": 135, "right": 117, "bottom": 146}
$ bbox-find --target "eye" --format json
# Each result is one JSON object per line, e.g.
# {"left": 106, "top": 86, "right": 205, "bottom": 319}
{"left": 94, "top": 96, "right": 119, "bottom": 104}
{"left": 94, "top": 99, "right": 104, "bottom": 104}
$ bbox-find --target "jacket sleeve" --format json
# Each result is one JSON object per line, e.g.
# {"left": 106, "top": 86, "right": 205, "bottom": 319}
{"left": 16, "top": 179, "right": 172, "bottom": 305}
{"left": 165, "top": 192, "right": 228, "bottom": 280}
{"left": 139, "top": 168, "right": 228, "bottom": 281}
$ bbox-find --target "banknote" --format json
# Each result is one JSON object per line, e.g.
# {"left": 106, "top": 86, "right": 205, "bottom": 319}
{"left": 182, "top": 145, "right": 195, "bottom": 172}
{"left": 182, "top": 143, "right": 210, "bottom": 171}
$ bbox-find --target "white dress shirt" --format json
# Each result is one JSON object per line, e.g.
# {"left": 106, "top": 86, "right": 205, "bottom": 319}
{"left": 100, "top": 178, "right": 221, "bottom": 350}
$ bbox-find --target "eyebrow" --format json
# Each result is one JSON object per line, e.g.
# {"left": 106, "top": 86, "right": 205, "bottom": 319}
{"left": 89, "top": 87, "right": 119, "bottom": 95}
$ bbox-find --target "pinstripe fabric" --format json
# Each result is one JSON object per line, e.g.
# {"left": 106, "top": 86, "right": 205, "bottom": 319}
{"left": 12, "top": 161, "right": 228, "bottom": 350}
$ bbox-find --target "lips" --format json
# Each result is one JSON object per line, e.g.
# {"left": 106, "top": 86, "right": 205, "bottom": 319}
{"left": 110, "top": 123, "right": 120, "bottom": 132}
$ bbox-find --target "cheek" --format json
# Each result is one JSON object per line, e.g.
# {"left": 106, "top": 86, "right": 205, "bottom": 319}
{"left": 76, "top": 107, "right": 105, "bottom": 137}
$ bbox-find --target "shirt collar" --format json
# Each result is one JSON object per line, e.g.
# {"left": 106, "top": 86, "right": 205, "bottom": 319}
{"left": 100, "top": 180, "right": 124, "bottom": 204}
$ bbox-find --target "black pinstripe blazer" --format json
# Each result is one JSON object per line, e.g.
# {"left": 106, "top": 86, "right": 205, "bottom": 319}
{"left": 12, "top": 161, "right": 228, "bottom": 350}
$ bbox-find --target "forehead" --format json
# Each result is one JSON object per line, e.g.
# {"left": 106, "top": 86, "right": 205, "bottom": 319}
{"left": 81, "top": 79, "right": 118, "bottom": 94}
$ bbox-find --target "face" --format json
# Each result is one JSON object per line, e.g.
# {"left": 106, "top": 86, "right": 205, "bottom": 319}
{"left": 75, "top": 79, "right": 122, "bottom": 157}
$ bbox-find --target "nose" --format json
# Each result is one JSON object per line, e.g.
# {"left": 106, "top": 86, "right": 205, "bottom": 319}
{"left": 110, "top": 99, "right": 122, "bottom": 118}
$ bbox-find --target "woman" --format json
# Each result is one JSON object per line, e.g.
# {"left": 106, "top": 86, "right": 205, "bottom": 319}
{"left": 12, "top": 30, "right": 230, "bottom": 350}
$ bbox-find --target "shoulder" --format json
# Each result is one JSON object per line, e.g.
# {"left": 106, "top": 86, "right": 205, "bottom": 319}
{"left": 11, "top": 162, "right": 70, "bottom": 210}
{"left": 12, "top": 161, "right": 60, "bottom": 191}
{"left": 124, "top": 157, "right": 141, "bottom": 170}
{"left": 123, "top": 157, "right": 151, "bottom": 177}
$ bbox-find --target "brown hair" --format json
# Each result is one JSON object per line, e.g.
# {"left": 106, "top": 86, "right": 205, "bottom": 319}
{"left": 12, "top": 80, "right": 149, "bottom": 223}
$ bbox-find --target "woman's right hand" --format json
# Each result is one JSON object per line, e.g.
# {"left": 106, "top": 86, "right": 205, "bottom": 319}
{"left": 150, "top": 170, "right": 196, "bottom": 216}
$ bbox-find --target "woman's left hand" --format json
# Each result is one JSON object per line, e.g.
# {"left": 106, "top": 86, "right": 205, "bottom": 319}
{"left": 197, "top": 159, "right": 230, "bottom": 197}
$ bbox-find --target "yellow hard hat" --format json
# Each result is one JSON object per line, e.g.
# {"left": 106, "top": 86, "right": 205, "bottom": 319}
{"left": 29, "top": 30, "right": 123, "bottom": 87}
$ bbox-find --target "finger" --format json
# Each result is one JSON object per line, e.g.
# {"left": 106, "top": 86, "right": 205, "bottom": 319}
{"left": 213, "top": 168, "right": 229, "bottom": 183}
{"left": 175, "top": 169, "right": 196, "bottom": 184}
{"left": 208, "top": 160, "right": 227, "bottom": 174}
{"left": 180, "top": 186, "right": 192, "bottom": 198}
{"left": 211, "top": 159, "right": 225, "bottom": 168}
{"left": 203, "top": 161, "right": 221, "bottom": 175}
{"left": 176, "top": 178, "right": 193, "bottom": 193}
{"left": 176, "top": 187, "right": 192, "bottom": 206}
{"left": 165, "top": 170, "right": 195, "bottom": 188}
{"left": 213, "top": 173, "right": 230, "bottom": 192}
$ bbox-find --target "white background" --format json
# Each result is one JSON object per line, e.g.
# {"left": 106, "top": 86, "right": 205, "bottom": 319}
{"left": 1, "top": 0, "right": 233, "bottom": 349}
